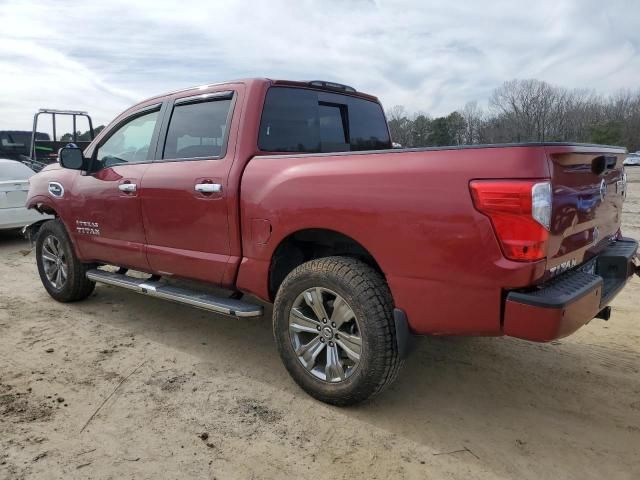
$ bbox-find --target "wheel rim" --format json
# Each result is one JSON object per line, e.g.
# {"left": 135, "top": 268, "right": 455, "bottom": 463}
{"left": 289, "top": 287, "right": 362, "bottom": 383}
{"left": 41, "top": 235, "right": 68, "bottom": 290}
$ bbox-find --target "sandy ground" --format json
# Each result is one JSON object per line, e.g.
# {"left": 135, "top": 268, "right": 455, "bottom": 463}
{"left": 1, "top": 171, "right": 639, "bottom": 480}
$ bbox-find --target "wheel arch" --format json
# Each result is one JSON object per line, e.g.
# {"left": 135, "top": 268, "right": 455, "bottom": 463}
{"left": 24, "top": 201, "right": 81, "bottom": 257}
{"left": 268, "top": 228, "right": 385, "bottom": 301}
{"left": 26, "top": 195, "right": 59, "bottom": 217}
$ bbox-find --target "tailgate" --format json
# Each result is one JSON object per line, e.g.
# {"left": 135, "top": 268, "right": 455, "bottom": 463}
{"left": 545, "top": 144, "right": 627, "bottom": 276}
{"left": 0, "top": 179, "right": 30, "bottom": 209}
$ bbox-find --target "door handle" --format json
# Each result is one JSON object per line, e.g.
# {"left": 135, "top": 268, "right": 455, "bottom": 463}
{"left": 195, "top": 183, "right": 222, "bottom": 194}
{"left": 118, "top": 183, "right": 137, "bottom": 193}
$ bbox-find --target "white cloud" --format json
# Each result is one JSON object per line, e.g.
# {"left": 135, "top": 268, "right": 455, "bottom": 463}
{"left": 0, "top": 0, "right": 639, "bottom": 130}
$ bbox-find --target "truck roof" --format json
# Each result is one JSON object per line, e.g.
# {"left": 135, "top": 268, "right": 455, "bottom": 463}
{"left": 136, "top": 78, "right": 379, "bottom": 106}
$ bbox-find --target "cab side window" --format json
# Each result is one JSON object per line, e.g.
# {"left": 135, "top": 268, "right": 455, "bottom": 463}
{"left": 96, "top": 110, "right": 159, "bottom": 168}
{"left": 162, "top": 98, "right": 232, "bottom": 161}
{"left": 258, "top": 87, "right": 391, "bottom": 153}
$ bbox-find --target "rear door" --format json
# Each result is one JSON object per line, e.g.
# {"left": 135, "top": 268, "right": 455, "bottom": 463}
{"left": 545, "top": 144, "right": 627, "bottom": 273}
{"left": 139, "top": 87, "right": 239, "bottom": 285}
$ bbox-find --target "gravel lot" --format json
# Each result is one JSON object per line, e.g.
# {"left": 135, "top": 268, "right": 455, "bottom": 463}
{"left": 1, "top": 170, "right": 639, "bottom": 480}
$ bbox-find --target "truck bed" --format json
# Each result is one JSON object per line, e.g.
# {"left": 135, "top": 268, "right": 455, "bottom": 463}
{"left": 240, "top": 141, "right": 627, "bottom": 337}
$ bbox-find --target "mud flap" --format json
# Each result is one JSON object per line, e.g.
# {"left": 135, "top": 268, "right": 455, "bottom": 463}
{"left": 393, "top": 308, "right": 415, "bottom": 359}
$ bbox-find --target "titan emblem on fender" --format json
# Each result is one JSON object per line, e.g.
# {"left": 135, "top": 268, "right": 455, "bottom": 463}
{"left": 48, "top": 182, "right": 64, "bottom": 198}
{"left": 76, "top": 219, "right": 100, "bottom": 235}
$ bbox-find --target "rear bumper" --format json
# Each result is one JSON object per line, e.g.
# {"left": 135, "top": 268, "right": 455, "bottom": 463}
{"left": 503, "top": 237, "right": 639, "bottom": 342}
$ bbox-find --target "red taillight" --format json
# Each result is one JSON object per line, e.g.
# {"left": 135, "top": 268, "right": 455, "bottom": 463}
{"left": 470, "top": 180, "right": 551, "bottom": 262}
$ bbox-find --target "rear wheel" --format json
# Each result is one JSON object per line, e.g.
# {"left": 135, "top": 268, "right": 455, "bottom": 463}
{"left": 273, "top": 256, "right": 402, "bottom": 406}
{"left": 36, "top": 219, "right": 95, "bottom": 302}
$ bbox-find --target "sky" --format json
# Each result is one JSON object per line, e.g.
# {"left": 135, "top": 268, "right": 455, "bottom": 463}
{"left": 1, "top": 0, "right": 639, "bottom": 131}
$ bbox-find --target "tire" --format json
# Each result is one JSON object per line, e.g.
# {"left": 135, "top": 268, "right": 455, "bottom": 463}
{"left": 273, "top": 256, "right": 403, "bottom": 406}
{"left": 35, "top": 219, "right": 95, "bottom": 302}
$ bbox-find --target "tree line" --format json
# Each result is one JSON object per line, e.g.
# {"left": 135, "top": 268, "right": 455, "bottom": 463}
{"left": 60, "top": 125, "right": 105, "bottom": 142}
{"left": 387, "top": 79, "right": 640, "bottom": 152}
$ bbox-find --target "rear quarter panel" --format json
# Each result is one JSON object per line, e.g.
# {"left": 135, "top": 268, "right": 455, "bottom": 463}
{"left": 238, "top": 146, "right": 550, "bottom": 335}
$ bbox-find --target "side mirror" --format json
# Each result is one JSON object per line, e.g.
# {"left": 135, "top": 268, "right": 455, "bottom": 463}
{"left": 58, "top": 145, "right": 85, "bottom": 170}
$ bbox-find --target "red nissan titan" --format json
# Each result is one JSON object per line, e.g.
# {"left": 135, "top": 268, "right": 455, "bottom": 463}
{"left": 24, "top": 78, "right": 639, "bottom": 405}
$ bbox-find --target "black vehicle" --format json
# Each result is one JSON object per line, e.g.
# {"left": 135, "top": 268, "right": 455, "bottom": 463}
{"left": 0, "top": 130, "right": 49, "bottom": 162}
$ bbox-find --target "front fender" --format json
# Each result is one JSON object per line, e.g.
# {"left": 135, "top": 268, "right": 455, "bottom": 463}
{"left": 22, "top": 218, "right": 52, "bottom": 247}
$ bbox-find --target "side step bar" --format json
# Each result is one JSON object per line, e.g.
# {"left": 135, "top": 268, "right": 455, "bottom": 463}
{"left": 86, "top": 269, "right": 263, "bottom": 318}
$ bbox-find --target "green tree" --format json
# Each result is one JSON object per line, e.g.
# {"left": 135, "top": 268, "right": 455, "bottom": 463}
{"left": 60, "top": 126, "right": 105, "bottom": 143}
{"left": 589, "top": 121, "right": 623, "bottom": 146}
{"left": 428, "top": 117, "right": 453, "bottom": 146}
{"left": 447, "top": 112, "right": 466, "bottom": 145}
{"left": 411, "top": 114, "right": 431, "bottom": 147}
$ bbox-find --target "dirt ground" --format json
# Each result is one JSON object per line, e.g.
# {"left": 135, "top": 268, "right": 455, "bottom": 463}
{"left": 1, "top": 171, "right": 639, "bottom": 480}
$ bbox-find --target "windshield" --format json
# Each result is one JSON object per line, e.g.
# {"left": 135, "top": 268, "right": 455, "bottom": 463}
{"left": 259, "top": 87, "right": 391, "bottom": 153}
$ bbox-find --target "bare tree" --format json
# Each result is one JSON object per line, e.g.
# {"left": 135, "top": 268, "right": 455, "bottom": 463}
{"left": 387, "top": 79, "right": 640, "bottom": 150}
{"left": 461, "top": 101, "right": 484, "bottom": 144}
{"left": 386, "top": 105, "right": 413, "bottom": 146}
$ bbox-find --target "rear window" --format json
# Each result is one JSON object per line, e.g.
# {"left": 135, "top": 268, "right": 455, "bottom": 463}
{"left": 258, "top": 87, "right": 391, "bottom": 153}
{"left": 0, "top": 160, "right": 35, "bottom": 180}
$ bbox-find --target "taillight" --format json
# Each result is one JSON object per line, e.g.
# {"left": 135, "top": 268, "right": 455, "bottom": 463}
{"left": 470, "top": 180, "right": 551, "bottom": 261}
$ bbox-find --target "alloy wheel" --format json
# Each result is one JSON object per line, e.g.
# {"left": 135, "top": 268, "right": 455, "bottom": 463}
{"left": 288, "top": 287, "right": 362, "bottom": 383}
{"left": 41, "top": 235, "right": 68, "bottom": 290}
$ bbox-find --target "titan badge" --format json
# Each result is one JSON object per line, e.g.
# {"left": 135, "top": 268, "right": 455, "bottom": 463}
{"left": 76, "top": 220, "right": 100, "bottom": 235}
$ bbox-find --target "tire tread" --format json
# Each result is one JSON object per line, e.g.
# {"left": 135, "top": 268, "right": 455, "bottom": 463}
{"left": 273, "top": 256, "right": 403, "bottom": 405}
{"left": 36, "top": 219, "right": 95, "bottom": 302}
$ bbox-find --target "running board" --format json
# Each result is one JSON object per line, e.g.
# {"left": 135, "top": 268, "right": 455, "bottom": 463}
{"left": 86, "top": 269, "right": 263, "bottom": 318}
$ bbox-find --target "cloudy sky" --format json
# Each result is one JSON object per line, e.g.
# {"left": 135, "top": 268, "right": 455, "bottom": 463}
{"left": 1, "top": 0, "right": 639, "bottom": 130}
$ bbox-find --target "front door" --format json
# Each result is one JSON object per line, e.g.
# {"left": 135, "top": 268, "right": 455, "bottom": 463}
{"left": 69, "top": 105, "right": 162, "bottom": 270}
{"left": 140, "top": 88, "right": 238, "bottom": 285}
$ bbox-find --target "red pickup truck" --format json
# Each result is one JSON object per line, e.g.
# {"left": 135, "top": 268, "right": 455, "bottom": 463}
{"left": 25, "top": 78, "right": 639, "bottom": 405}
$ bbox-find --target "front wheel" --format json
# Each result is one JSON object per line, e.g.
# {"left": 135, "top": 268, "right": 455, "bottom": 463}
{"left": 273, "top": 256, "right": 403, "bottom": 406}
{"left": 35, "top": 219, "right": 95, "bottom": 302}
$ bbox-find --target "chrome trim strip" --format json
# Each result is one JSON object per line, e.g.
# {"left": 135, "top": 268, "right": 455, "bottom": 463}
{"left": 174, "top": 90, "right": 234, "bottom": 105}
{"left": 150, "top": 289, "right": 233, "bottom": 315}
{"left": 139, "top": 283, "right": 157, "bottom": 293}
{"left": 194, "top": 183, "right": 222, "bottom": 193}
{"left": 86, "top": 270, "right": 262, "bottom": 318}
{"left": 86, "top": 270, "right": 143, "bottom": 291}
{"left": 118, "top": 183, "right": 137, "bottom": 193}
